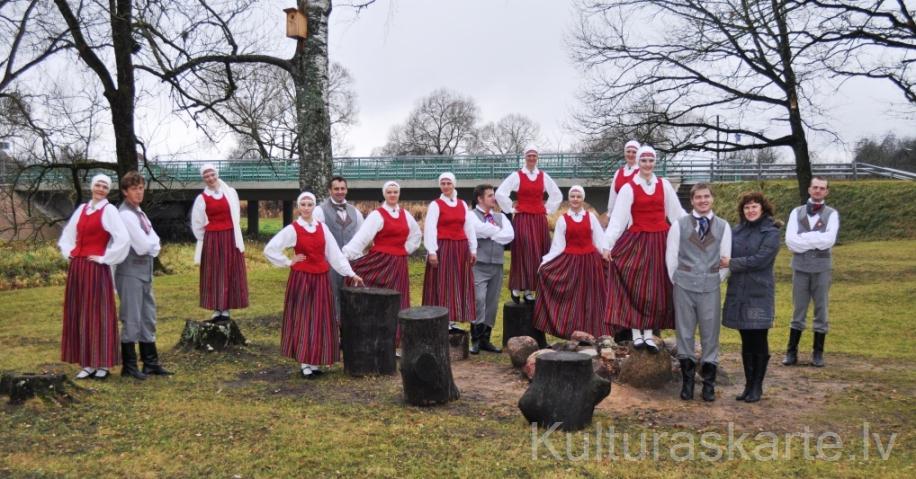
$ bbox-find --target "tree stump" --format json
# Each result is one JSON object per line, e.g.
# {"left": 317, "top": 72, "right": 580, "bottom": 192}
{"left": 0, "top": 372, "right": 82, "bottom": 406}
{"left": 398, "top": 306, "right": 460, "bottom": 406}
{"left": 448, "top": 329, "right": 469, "bottom": 361}
{"left": 518, "top": 351, "right": 611, "bottom": 431}
{"left": 502, "top": 302, "right": 547, "bottom": 348}
{"left": 340, "top": 287, "right": 400, "bottom": 377}
{"left": 176, "top": 318, "right": 247, "bottom": 351}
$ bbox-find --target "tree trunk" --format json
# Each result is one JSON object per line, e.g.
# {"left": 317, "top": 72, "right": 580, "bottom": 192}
{"left": 339, "top": 287, "right": 399, "bottom": 377}
{"left": 502, "top": 302, "right": 547, "bottom": 348}
{"left": 292, "top": 0, "right": 334, "bottom": 196}
{"left": 398, "top": 306, "right": 460, "bottom": 406}
{"left": 177, "top": 318, "right": 247, "bottom": 351}
{"left": 518, "top": 351, "right": 611, "bottom": 431}
{"left": 0, "top": 372, "right": 83, "bottom": 406}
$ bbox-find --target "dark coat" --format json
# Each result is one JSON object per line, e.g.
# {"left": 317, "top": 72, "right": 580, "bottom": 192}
{"left": 722, "top": 216, "right": 781, "bottom": 330}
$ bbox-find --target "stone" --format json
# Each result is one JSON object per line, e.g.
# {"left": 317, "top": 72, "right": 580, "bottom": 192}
{"left": 522, "top": 349, "right": 554, "bottom": 380}
{"left": 592, "top": 355, "right": 618, "bottom": 381}
{"left": 596, "top": 336, "right": 616, "bottom": 350}
{"left": 578, "top": 348, "right": 598, "bottom": 358}
{"left": 616, "top": 346, "right": 676, "bottom": 389}
{"left": 551, "top": 340, "right": 580, "bottom": 352}
{"left": 570, "top": 331, "right": 596, "bottom": 345}
{"left": 506, "top": 336, "right": 539, "bottom": 368}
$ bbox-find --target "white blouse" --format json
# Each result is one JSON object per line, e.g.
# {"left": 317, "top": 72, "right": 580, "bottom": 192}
{"left": 57, "top": 199, "right": 131, "bottom": 265}
{"left": 607, "top": 164, "right": 639, "bottom": 213}
{"left": 190, "top": 181, "right": 244, "bottom": 264}
{"left": 494, "top": 167, "right": 563, "bottom": 215}
{"left": 423, "top": 194, "right": 478, "bottom": 255}
{"left": 341, "top": 206, "right": 422, "bottom": 260}
{"left": 604, "top": 174, "right": 686, "bottom": 251}
{"left": 541, "top": 209, "right": 607, "bottom": 265}
{"left": 263, "top": 218, "right": 356, "bottom": 277}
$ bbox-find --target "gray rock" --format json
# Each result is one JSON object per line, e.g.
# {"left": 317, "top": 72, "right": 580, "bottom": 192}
{"left": 506, "top": 336, "right": 539, "bottom": 368}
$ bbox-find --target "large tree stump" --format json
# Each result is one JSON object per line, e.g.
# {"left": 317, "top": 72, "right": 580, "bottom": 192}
{"left": 340, "top": 287, "right": 400, "bottom": 377}
{"left": 518, "top": 351, "right": 611, "bottom": 431}
{"left": 0, "top": 372, "right": 83, "bottom": 405}
{"left": 177, "top": 318, "right": 247, "bottom": 351}
{"left": 502, "top": 302, "right": 547, "bottom": 348}
{"left": 398, "top": 306, "right": 460, "bottom": 406}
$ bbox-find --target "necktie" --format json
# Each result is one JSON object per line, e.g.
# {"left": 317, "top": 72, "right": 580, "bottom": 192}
{"left": 135, "top": 210, "right": 150, "bottom": 234}
{"left": 697, "top": 216, "right": 709, "bottom": 240}
{"left": 484, "top": 213, "right": 494, "bottom": 225}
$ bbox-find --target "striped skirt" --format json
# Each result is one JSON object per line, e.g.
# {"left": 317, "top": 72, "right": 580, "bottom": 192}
{"left": 61, "top": 258, "right": 120, "bottom": 368}
{"left": 346, "top": 251, "right": 411, "bottom": 310}
{"left": 200, "top": 229, "right": 249, "bottom": 310}
{"left": 534, "top": 252, "right": 612, "bottom": 339}
{"left": 281, "top": 270, "right": 339, "bottom": 365}
{"left": 604, "top": 230, "right": 675, "bottom": 331}
{"left": 509, "top": 213, "right": 550, "bottom": 291}
{"left": 422, "top": 239, "right": 476, "bottom": 323}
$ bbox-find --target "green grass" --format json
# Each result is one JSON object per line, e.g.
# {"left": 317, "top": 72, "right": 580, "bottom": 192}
{"left": 0, "top": 241, "right": 914, "bottom": 477}
{"left": 239, "top": 216, "right": 284, "bottom": 237}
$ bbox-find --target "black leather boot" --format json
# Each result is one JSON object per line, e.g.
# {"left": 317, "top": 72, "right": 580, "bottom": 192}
{"left": 812, "top": 332, "right": 826, "bottom": 367}
{"left": 139, "top": 342, "right": 174, "bottom": 376}
{"left": 745, "top": 354, "right": 770, "bottom": 403}
{"left": 736, "top": 353, "right": 754, "bottom": 401}
{"left": 700, "top": 362, "right": 717, "bottom": 402}
{"left": 782, "top": 328, "right": 802, "bottom": 366}
{"left": 469, "top": 324, "right": 481, "bottom": 355}
{"left": 120, "top": 342, "right": 147, "bottom": 380}
{"left": 679, "top": 358, "right": 696, "bottom": 400}
{"left": 479, "top": 326, "right": 502, "bottom": 353}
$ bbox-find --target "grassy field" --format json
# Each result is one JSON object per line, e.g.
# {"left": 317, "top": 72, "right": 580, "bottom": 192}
{"left": 0, "top": 240, "right": 914, "bottom": 477}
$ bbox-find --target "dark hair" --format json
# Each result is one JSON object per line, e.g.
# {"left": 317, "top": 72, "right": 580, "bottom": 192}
{"left": 474, "top": 184, "right": 494, "bottom": 202}
{"left": 120, "top": 170, "right": 145, "bottom": 191}
{"left": 327, "top": 176, "right": 348, "bottom": 189}
{"left": 689, "top": 182, "right": 713, "bottom": 199}
{"left": 737, "top": 191, "right": 776, "bottom": 223}
{"left": 810, "top": 176, "right": 829, "bottom": 188}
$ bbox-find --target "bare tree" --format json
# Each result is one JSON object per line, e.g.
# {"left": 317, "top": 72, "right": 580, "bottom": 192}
{"left": 382, "top": 88, "right": 479, "bottom": 155}
{"left": 472, "top": 114, "right": 541, "bottom": 155}
{"left": 0, "top": 1, "right": 70, "bottom": 98}
{"left": 572, "top": 0, "right": 839, "bottom": 203}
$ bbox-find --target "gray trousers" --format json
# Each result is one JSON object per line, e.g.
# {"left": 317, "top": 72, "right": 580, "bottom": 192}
{"left": 791, "top": 270, "right": 831, "bottom": 333}
{"left": 674, "top": 284, "right": 721, "bottom": 365}
{"left": 473, "top": 262, "right": 503, "bottom": 328}
{"left": 116, "top": 275, "right": 157, "bottom": 343}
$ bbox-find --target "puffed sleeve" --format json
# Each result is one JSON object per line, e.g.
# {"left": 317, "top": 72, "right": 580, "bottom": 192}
{"left": 607, "top": 170, "right": 620, "bottom": 214}
{"left": 57, "top": 206, "right": 82, "bottom": 260}
{"left": 423, "top": 201, "right": 440, "bottom": 255}
{"left": 663, "top": 178, "right": 687, "bottom": 223}
{"left": 495, "top": 172, "right": 519, "bottom": 213}
{"left": 604, "top": 184, "right": 635, "bottom": 252}
{"left": 323, "top": 224, "right": 356, "bottom": 277}
{"left": 541, "top": 215, "right": 567, "bottom": 265}
{"left": 99, "top": 204, "right": 131, "bottom": 265}
{"left": 590, "top": 211, "right": 607, "bottom": 252}
{"left": 543, "top": 172, "right": 563, "bottom": 215}
{"left": 263, "top": 224, "right": 297, "bottom": 267}
{"left": 342, "top": 210, "right": 383, "bottom": 260}
{"left": 463, "top": 202, "right": 477, "bottom": 254}
{"left": 191, "top": 194, "right": 207, "bottom": 264}
{"left": 665, "top": 218, "right": 682, "bottom": 282}
{"left": 313, "top": 206, "right": 326, "bottom": 223}
{"left": 405, "top": 212, "right": 422, "bottom": 254}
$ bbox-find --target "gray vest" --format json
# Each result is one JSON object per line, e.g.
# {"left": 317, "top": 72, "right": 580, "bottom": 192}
{"left": 116, "top": 203, "right": 154, "bottom": 282}
{"left": 790, "top": 204, "right": 836, "bottom": 273}
{"left": 472, "top": 208, "right": 505, "bottom": 265}
{"left": 320, "top": 199, "right": 361, "bottom": 248}
{"left": 672, "top": 215, "right": 726, "bottom": 293}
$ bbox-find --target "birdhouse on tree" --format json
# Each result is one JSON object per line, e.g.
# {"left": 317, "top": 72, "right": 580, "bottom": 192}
{"left": 284, "top": 7, "right": 308, "bottom": 39}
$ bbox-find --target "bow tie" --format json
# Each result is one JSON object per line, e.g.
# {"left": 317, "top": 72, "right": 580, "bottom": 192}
{"left": 807, "top": 202, "right": 824, "bottom": 216}
{"left": 332, "top": 202, "right": 347, "bottom": 211}
{"left": 484, "top": 213, "right": 495, "bottom": 224}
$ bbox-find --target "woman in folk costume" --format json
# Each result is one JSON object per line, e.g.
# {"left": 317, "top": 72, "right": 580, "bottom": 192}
{"left": 264, "top": 192, "right": 364, "bottom": 378}
{"left": 495, "top": 146, "right": 562, "bottom": 303}
{"left": 534, "top": 185, "right": 612, "bottom": 339}
{"left": 57, "top": 174, "right": 131, "bottom": 379}
{"left": 422, "top": 172, "right": 478, "bottom": 327}
{"left": 607, "top": 140, "right": 641, "bottom": 214}
{"left": 342, "top": 181, "right": 422, "bottom": 311}
{"left": 191, "top": 163, "right": 248, "bottom": 320}
{"left": 604, "top": 145, "right": 686, "bottom": 352}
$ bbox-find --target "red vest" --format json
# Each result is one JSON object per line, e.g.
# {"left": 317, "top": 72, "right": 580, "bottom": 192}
{"left": 515, "top": 170, "right": 547, "bottom": 215}
{"left": 291, "top": 221, "right": 329, "bottom": 274}
{"left": 629, "top": 179, "right": 670, "bottom": 233}
{"left": 203, "top": 193, "right": 233, "bottom": 231}
{"left": 614, "top": 166, "right": 636, "bottom": 193}
{"left": 563, "top": 212, "right": 597, "bottom": 255}
{"left": 70, "top": 204, "right": 111, "bottom": 258}
{"left": 435, "top": 198, "right": 467, "bottom": 241}
{"left": 370, "top": 208, "right": 409, "bottom": 256}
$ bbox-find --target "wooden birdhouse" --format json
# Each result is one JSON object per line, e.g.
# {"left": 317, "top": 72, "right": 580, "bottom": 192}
{"left": 284, "top": 7, "right": 308, "bottom": 39}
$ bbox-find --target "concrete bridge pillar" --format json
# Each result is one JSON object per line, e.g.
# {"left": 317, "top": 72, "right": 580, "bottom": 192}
{"left": 282, "top": 200, "right": 293, "bottom": 226}
{"left": 247, "top": 200, "right": 259, "bottom": 236}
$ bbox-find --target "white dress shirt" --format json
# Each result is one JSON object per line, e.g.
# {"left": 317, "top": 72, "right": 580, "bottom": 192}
{"left": 119, "top": 204, "right": 161, "bottom": 257}
{"left": 473, "top": 205, "right": 515, "bottom": 245}
{"left": 313, "top": 198, "right": 365, "bottom": 227}
{"left": 341, "top": 205, "right": 422, "bottom": 260}
{"left": 665, "top": 210, "right": 732, "bottom": 282}
{"left": 785, "top": 202, "right": 840, "bottom": 253}
{"left": 541, "top": 209, "right": 607, "bottom": 265}
{"left": 263, "top": 218, "right": 356, "bottom": 277}
{"left": 494, "top": 167, "right": 563, "bottom": 214}
{"left": 58, "top": 199, "right": 131, "bottom": 265}
{"left": 607, "top": 164, "right": 639, "bottom": 213}
{"left": 423, "top": 194, "right": 478, "bottom": 255}
{"left": 604, "top": 174, "right": 687, "bottom": 251}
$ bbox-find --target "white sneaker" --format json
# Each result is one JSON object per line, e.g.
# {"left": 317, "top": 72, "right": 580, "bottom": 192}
{"left": 75, "top": 367, "right": 96, "bottom": 379}
{"left": 644, "top": 338, "right": 659, "bottom": 353}
{"left": 300, "top": 364, "right": 313, "bottom": 378}
{"left": 93, "top": 368, "right": 110, "bottom": 379}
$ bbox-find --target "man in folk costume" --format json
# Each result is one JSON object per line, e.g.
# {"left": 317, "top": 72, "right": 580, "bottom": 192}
{"left": 423, "top": 172, "right": 478, "bottom": 329}
{"left": 783, "top": 177, "right": 839, "bottom": 368}
{"left": 607, "top": 140, "right": 641, "bottom": 214}
{"left": 115, "top": 171, "right": 174, "bottom": 380}
{"left": 191, "top": 163, "right": 248, "bottom": 320}
{"left": 469, "top": 184, "right": 515, "bottom": 354}
{"left": 58, "top": 174, "right": 131, "bottom": 380}
{"left": 665, "top": 183, "right": 731, "bottom": 401}
{"left": 314, "top": 176, "right": 364, "bottom": 317}
{"left": 534, "top": 185, "right": 612, "bottom": 339}
{"left": 264, "top": 192, "right": 365, "bottom": 378}
{"left": 604, "top": 145, "right": 686, "bottom": 352}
